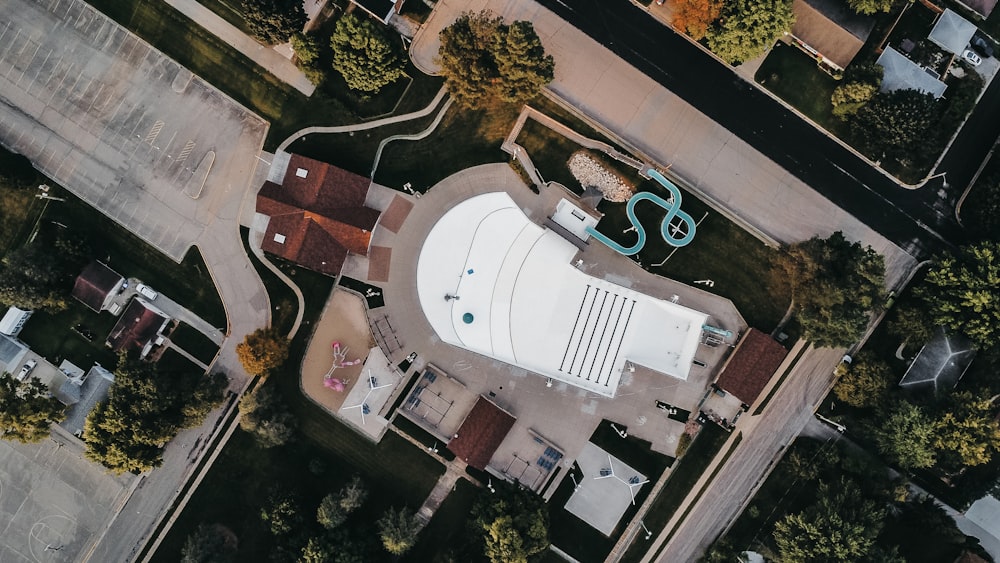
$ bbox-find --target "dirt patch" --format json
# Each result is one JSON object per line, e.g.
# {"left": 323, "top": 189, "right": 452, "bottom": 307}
{"left": 301, "top": 289, "right": 374, "bottom": 413}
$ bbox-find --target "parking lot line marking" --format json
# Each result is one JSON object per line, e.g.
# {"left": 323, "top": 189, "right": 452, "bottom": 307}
{"left": 177, "top": 140, "right": 195, "bottom": 162}
{"left": 48, "top": 62, "right": 74, "bottom": 104}
{"left": 86, "top": 83, "right": 105, "bottom": 113}
{"left": 144, "top": 120, "right": 164, "bottom": 145}
{"left": 32, "top": 48, "right": 53, "bottom": 88}
{"left": 0, "top": 21, "right": 10, "bottom": 45}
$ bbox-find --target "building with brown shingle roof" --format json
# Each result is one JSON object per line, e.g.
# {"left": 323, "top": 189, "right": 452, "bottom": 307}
{"left": 790, "top": 0, "right": 875, "bottom": 71}
{"left": 714, "top": 329, "right": 788, "bottom": 407}
{"left": 447, "top": 396, "right": 517, "bottom": 470}
{"left": 256, "top": 154, "right": 380, "bottom": 277}
{"left": 72, "top": 260, "right": 125, "bottom": 312}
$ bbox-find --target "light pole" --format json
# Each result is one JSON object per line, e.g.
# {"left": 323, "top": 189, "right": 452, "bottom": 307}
{"left": 639, "top": 520, "right": 652, "bottom": 540}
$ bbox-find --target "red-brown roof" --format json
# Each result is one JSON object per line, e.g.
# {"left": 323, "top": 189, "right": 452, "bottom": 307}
{"left": 107, "top": 298, "right": 169, "bottom": 353}
{"left": 72, "top": 261, "right": 124, "bottom": 312}
{"left": 715, "top": 329, "right": 788, "bottom": 406}
{"left": 447, "top": 396, "right": 516, "bottom": 470}
{"left": 256, "top": 154, "right": 380, "bottom": 277}
{"left": 954, "top": 552, "right": 988, "bottom": 563}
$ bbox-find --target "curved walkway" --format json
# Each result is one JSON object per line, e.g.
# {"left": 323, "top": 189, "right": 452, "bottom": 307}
{"left": 277, "top": 86, "right": 450, "bottom": 152}
{"left": 162, "top": 0, "right": 316, "bottom": 96}
{"left": 248, "top": 226, "right": 306, "bottom": 339}
{"left": 371, "top": 96, "right": 454, "bottom": 174}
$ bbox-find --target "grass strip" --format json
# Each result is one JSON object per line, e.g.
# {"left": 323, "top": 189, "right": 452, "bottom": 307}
{"left": 752, "top": 343, "right": 809, "bottom": 415}
{"left": 168, "top": 323, "right": 220, "bottom": 365}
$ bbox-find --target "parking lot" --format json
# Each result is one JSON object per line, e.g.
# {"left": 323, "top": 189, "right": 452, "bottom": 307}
{"left": 0, "top": 0, "right": 267, "bottom": 261}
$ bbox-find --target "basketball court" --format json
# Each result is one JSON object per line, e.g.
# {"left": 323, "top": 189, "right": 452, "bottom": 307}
{"left": 401, "top": 365, "right": 479, "bottom": 440}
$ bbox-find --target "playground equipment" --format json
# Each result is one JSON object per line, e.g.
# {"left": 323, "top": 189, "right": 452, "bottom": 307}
{"left": 343, "top": 370, "right": 392, "bottom": 425}
{"left": 323, "top": 341, "right": 362, "bottom": 392}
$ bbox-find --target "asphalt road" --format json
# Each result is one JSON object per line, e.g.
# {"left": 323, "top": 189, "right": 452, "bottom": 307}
{"left": 644, "top": 345, "right": 845, "bottom": 562}
{"left": 535, "top": 0, "right": 1000, "bottom": 256}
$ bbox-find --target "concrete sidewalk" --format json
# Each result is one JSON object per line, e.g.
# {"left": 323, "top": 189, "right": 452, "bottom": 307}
{"left": 163, "top": 0, "right": 316, "bottom": 96}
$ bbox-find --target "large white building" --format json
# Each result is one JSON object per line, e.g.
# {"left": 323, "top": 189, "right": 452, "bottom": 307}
{"left": 416, "top": 192, "right": 708, "bottom": 398}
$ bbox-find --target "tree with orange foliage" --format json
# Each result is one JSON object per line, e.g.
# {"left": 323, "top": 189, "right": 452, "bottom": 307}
{"left": 671, "top": 0, "right": 723, "bottom": 40}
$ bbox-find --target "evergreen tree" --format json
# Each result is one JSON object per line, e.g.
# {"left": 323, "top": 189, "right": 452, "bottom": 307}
{"left": 917, "top": 241, "right": 1000, "bottom": 348}
{"left": 330, "top": 14, "right": 406, "bottom": 94}
{"left": 241, "top": 0, "right": 306, "bottom": 45}
{"left": 0, "top": 373, "right": 66, "bottom": 443}
{"left": 377, "top": 506, "right": 422, "bottom": 555}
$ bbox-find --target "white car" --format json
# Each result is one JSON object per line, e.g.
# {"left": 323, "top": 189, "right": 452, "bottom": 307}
{"left": 963, "top": 49, "right": 982, "bottom": 66}
{"left": 136, "top": 283, "right": 158, "bottom": 300}
{"left": 17, "top": 359, "right": 37, "bottom": 381}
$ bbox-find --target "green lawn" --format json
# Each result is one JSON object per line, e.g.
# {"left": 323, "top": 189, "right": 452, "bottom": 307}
{"left": 168, "top": 323, "right": 220, "bottom": 365}
{"left": 0, "top": 187, "right": 43, "bottom": 257}
{"left": 17, "top": 301, "right": 119, "bottom": 370}
{"left": 755, "top": 42, "right": 839, "bottom": 127}
{"left": 86, "top": 0, "right": 442, "bottom": 149}
{"left": 620, "top": 423, "right": 729, "bottom": 563}
{"left": 157, "top": 346, "right": 205, "bottom": 376}
{"left": 154, "top": 246, "right": 444, "bottom": 561}
{"left": 41, "top": 188, "right": 226, "bottom": 328}
{"left": 391, "top": 416, "right": 457, "bottom": 461}
{"left": 194, "top": 0, "right": 252, "bottom": 35}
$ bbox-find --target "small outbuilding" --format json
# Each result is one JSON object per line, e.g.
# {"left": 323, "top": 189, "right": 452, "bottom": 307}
{"left": 0, "top": 307, "right": 32, "bottom": 337}
{"left": 72, "top": 260, "right": 125, "bottom": 313}
{"left": 928, "top": 9, "right": 977, "bottom": 55}
{"left": 714, "top": 329, "right": 788, "bottom": 407}
{"left": 447, "top": 396, "right": 517, "bottom": 470}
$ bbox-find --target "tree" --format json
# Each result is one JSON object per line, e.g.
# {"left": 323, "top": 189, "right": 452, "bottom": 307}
{"left": 886, "top": 302, "right": 934, "bottom": 345}
{"left": 852, "top": 89, "right": 940, "bottom": 163}
{"left": 0, "top": 373, "right": 66, "bottom": 443}
{"left": 84, "top": 358, "right": 226, "bottom": 474}
{"left": 773, "top": 232, "right": 886, "bottom": 347}
{"left": 316, "top": 476, "right": 367, "bottom": 530}
{"left": 377, "top": 506, "right": 422, "bottom": 555}
{"left": 0, "top": 235, "right": 88, "bottom": 312}
{"left": 933, "top": 392, "right": 1000, "bottom": 468}
{"left": 241, "top": 0, "right": 306, "bottom": 45}
{"left": 290, "top": 32, "right": 321, "bottom": 67}
{"left": 261, "top": 492, "right": 303, "bottom": 536}
{"left": 436, "top": 11, "right": 554, "bottom": 108}
{"left": 238, "top": 384, "right": 297, "bottom": 448}
{"left": 873, "top": 401, "right": 937, "bottom": 470}
{"left": 963, "top": 173, "right": 1000, "bottom": 241}
{"left": 236, "top": 327, "right": 289, "bottom": 376}
{"left": 472, "top": 483, "right": 549, "bottom": 562}
{"left": 833, "top": 353, "right": 893, "bottom": 408}
{"left": 847, "top": 0, "right": 894, "bottom": 15}
{"left": 670, "top": 0, "right": 723, "bottom": 40}
{"left": 330, "top": 13, "right": 405, "bottom": 94}
{"left": 832, "top": 81, "right": 879, "bottom": 119}
{"left": 181, "top": 523, "right": 236, "bottom": 563}
{"left": 772, "top": 478, "right": 886, "bottom": 562}
{"left": 916, "top": 241, "right": 1000, "bottom": 348}
{"left": 300, "top": 536, "right": 334, "bottom": 563}
{"left": 705, "top": 0, "right": 794, "bottom": 65}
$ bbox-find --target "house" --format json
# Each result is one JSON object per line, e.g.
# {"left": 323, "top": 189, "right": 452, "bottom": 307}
{"left": 0, "top": 333, "right": 28, "bottom": 376}
{"left": 72, "top": 260, "right": 125, "bottom": 313}
{"left": 876, "top": 47, "right": 948, "bottom": 98}
{"left": 60, "top": 363, "right": 115, "bottom": 437}
{"left": 899, "top": 326, "right": 976, "bottom": 393}
{"left": 447, "top": 396, "right": 517, "bottom": 470}
{"left": 106, "top": 298, "right": 170, "bottom": 358}
{"left": 0, "top": 307, "right": 32, "bottom": 337}
{"left": 789, "top": 0, "right": 875, "bottom": 72}
{"left": 255, "top": 153, "right": 380, "bottom": 278}
{"left": 52, "top": 359, "right": 88, "bottom": 406}
{"left": 928, "top": 9, "right": 977, "bottom": 55}
{"left": 350, "top": 0, "right": 406, "bottom": 24}
{"left": 713, "top": 329, "right": 788, "bottom": 407}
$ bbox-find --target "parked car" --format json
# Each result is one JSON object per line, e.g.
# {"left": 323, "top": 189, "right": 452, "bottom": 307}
{"left": 963, "top": 49, "right": 983, "bottom": 66}
{"left": 17, "top": 359, "right": 37, "bottom": 381}
{"left": 136, "top": 283, "right": 158, "bottom": 300}
{"left": 971, "top": 35, "right": 994, "bottom": 58}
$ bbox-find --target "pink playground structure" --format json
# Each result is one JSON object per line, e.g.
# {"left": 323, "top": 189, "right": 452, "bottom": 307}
{"left": 324, "top": 341, "right": 361, "bottom": 392}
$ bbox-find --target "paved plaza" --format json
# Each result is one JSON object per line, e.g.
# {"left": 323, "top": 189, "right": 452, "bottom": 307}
{"left": 0, "top": 432, "right": 132, "bottom": 563}
{"left": 565, "top": 442, "right": 647, "bottom": 535}
{"left": 0, "top": 0, "right": 267, "bottom": 261}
